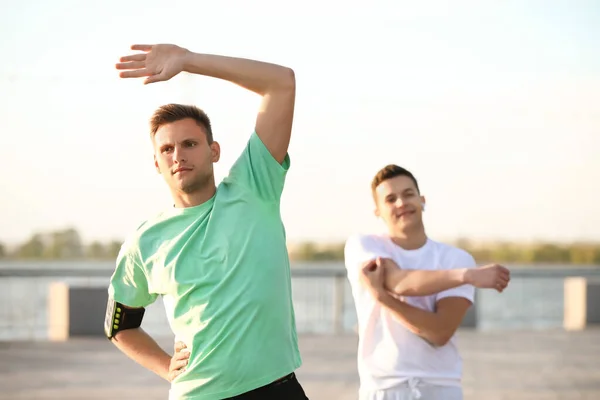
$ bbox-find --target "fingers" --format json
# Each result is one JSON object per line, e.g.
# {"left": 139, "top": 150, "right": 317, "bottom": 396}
{"left": 169, "top": 342, "right": 189, "bottom": 381}
{"left": 362, "top": 260, "right": 377, "bottom": 272}
{"left": 115, "top": 61, "right": 146, "bottom": 70}
{"left": 119, "top": 53, "right": 146, "bottom": 63}
{"left": 496, "top": 265, "right": 511, "bottom": 286}
{"left": 172, "top": 358, "right": 189, "bottom": 370}
{"left": 131, "top": 44, "right": 154, "bottom": 51}
{"left": 495, "top": 275, "right": 510, "bottom": 292}
{"left": 118, "top": 69, "right": 153, "bottom": 79}
{"left": 174, "top": 341, "right": 187, "bottom": 352}
{"left": 168, "top": 365, "right": 186, "bottom": 381}
{"left": 173, "top": 349, "right": 190, "bottom": 361}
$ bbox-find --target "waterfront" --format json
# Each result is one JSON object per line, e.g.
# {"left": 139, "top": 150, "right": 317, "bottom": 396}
{"left": 1, "top": 261, "right": 600, "bottom": 340}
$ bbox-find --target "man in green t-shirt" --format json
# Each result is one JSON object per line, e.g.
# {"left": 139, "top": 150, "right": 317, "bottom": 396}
{"left": 104, "top": 43, "right": 306, "bottom": 400}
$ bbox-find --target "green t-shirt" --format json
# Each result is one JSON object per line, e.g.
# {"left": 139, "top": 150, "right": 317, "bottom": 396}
{"left": 108, "top": 132, "right": 302, "bottom": 400}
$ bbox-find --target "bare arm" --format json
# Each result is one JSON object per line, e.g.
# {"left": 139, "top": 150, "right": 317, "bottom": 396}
{"left": 376, "top": 292, "right": 471, "bottom": 346}
{"left": 111, "top": 328, "right": 172, "bottom": 381}
{"left": 383, "top": 261, "right": 469, "bottom": 296}
{"left": 116, "top": 44, "right": 295, "bottom": 164}
{"left": 182, "top": 53, "right": 295, "bottom": 164}
{"left": 360, "top": 261, "right": 471, "bottom": 346}
{"left": 366, "top": 258, "right": 510, "bottom": 296}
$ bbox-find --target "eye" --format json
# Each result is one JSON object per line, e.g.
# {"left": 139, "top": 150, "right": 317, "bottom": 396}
{"left": 161, "top": 146, "right": 174, "bottom": 153}
{"left": 183, "top": 140, "right": 197, "bottom": 148}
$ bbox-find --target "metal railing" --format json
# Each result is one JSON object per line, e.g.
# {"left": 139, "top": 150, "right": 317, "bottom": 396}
{"left": 1, "top": 265, "right": 599, "bottom": 341}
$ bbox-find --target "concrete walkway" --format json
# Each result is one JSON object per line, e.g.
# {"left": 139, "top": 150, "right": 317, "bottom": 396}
{"left": 1, "top": 329, "right": 600, "bottom": 400}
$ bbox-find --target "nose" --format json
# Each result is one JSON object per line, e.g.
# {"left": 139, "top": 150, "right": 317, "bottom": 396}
{"left": 394, "top": 197, "right": 406, "bottom": 208}
{"left": 173, "top": 146, "right": 186, "bottom": 164}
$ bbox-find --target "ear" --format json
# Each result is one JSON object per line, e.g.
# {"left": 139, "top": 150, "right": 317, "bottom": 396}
{"left": 154, "top": 154, "right": 160, "bottom": 174}
{"left": 373, "top": 205, "right": 380, "bottom": 218}
{"left": 210, "top": 141, "right": 221, "bottom": 163}
{"left": 420, "top": 195, "right": 426, "bottom": 211}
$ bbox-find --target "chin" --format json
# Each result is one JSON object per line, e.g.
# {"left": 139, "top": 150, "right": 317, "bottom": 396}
{"left": 394, "top": 220, "right": 415, "bottom": 231}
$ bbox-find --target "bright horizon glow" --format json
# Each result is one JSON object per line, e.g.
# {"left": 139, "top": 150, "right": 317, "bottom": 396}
{"left": 1, "top": 1, "right": 599, "bottom": 246}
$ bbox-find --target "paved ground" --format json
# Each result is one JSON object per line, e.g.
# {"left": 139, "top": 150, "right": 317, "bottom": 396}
{"left": 1, "top": 329, "right": 600, "bottom": 400}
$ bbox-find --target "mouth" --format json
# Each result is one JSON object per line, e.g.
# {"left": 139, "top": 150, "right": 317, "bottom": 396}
{"left": 396, "top": 210, "right": 415, "bottom": 219}
{"left": 172, "top": 167, "right": 193, "bottom": 175}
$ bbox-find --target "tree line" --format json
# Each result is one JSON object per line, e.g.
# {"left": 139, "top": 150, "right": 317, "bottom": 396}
{"left": 2, "top": 229, "right": 600, "bottom": 266}
{"left": 0, "top": 228, "right": 122, "bottom": 260}
{"left": 289, "top": 239, "right": 600, "bottom": 265}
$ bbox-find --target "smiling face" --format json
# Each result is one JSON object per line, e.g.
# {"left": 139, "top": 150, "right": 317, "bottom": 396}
{"left": 153, "top": 118, "right": 220, "bottom": 195}
{"left": 371, "top": 165, "right": 426, "bottom": 236}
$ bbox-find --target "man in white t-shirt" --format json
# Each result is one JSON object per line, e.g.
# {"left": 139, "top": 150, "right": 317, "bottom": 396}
{"left": 344, "top": 164, "right": 511, "bottom": 400}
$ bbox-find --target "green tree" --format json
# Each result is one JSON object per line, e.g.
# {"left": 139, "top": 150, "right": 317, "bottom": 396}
{"left": 106, "top": 240, "right": 123, "bottom": 259}
{"left": 17, "top": 234, "right": 45, "bottom": 258}
{"left": 569, "top": 244, "right": 597, "bottom": 265}
{"left": 86, "top": 241, "right": 106, "bottom": 259}
{"left": 42, "top": 228, "right": 84, "bottom": 259}
{"left": 532, "top": 244, "right": 570, "bottom": 263}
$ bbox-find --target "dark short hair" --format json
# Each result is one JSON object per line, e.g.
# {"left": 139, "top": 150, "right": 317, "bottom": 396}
{"left": 371, "top": 164, "right": 420, "bottom": 195}
{"left": 149, "top": 103, "right": 213, "bottom": 143}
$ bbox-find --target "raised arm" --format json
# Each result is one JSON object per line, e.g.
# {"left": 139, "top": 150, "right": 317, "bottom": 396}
{"left": 116, "top": 44, "right": 295, "bottom": 164}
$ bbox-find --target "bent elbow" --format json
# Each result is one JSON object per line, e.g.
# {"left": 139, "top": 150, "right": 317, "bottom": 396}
{"left": 433, "top": 336, "right": 451, "bottom": 347}
{"left": 278, "top": 67, "right": 296, "bottom": 91}
{"left": 390, "top": 286, "right": 406, "bottom": 296}
{"left": 389, "top": 282, "right": 413, "bottom": 297}
{"left": 431, "top": 332, "right": 454, "bottom": 347}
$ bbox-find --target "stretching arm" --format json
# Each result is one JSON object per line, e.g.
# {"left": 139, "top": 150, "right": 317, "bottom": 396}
{"left": 375, "top": 291, "right": 471, "bottom": 346}
{"left": 382, "top": 260, "right": 469, "bottom": 296}
{"left": 116, "top": 44, "right": 295, "bottom": 164}
{"left": 366, "top": 257, "right": 509, "bottom": 296}
{"left": 182, "top": 52, "right": 295, "bottom": 164}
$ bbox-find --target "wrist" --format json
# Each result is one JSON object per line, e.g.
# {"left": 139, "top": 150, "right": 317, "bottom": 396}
{"left": 462, "top": 268, "right": 473, "bottom": 285}
{"left": 158, "top": 354, "right": 172, "bottom": 381}
{"left": 182, "top": 49, "right": 201, "bottom": 73}
{"left": 371, "top": 287, "right": 390, "bottom": 303}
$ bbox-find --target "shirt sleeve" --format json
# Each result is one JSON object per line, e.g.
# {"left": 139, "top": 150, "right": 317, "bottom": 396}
{"left": 344, "top": 234, "right": 392, "bottom": 286}
{"left": 435, "top": 249, "right": 476, "bottom": 304}
{"left": 107, "top": 241, "right": 158, "bottom": 308}
{"left": 226, "top": 131, "right": 290, "bottom": 203}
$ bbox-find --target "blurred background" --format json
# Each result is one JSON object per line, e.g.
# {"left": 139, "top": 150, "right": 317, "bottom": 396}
{"left": 1, "top": 1, "right": 600, "bottom": 399}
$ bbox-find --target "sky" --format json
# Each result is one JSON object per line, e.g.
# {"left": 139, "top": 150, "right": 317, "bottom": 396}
{"left": 1, "top": 0, "right": 599, "bottom": 246}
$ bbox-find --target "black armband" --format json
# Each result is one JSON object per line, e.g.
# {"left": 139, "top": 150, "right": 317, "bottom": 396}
{"left": 104, "top": 296, "right": 145, "bottom": 340}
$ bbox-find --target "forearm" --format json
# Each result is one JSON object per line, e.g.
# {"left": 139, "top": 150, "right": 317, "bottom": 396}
{"left": 375, "top": 291, "right": 449, "bottom": 346}
{"left": 183, "top": 52, "right": 294, "bottom": 96}
{"left": 111, "top": 328, "right": 171, "bottom": 381}
{"left": 385, "top": 267, "right": 468, "bottom": 296}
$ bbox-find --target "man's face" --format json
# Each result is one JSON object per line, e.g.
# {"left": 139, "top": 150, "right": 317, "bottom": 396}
{"left": 153, "top": 118, "right": 220, "bottom": 194}
{"left": 374, "top": 175, "right": 425, "bottom": 233}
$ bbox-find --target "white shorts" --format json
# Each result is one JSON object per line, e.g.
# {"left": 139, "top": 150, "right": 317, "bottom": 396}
{"left": 359, "top": 381, "right": 463, "bottom": 400}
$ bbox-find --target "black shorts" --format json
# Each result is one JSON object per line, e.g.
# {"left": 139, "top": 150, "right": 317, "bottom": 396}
{"left": 224, "top": 372, "right": 309, "bottom": 399}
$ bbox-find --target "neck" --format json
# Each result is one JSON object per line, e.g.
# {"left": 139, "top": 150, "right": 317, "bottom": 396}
{"left": 389, "top": 225, "right": 427, "bottom": 250}
{"left": 171, "top": 180, "right": 217, "bottom": 208}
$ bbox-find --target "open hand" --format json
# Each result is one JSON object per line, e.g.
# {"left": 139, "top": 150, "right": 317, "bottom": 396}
{"left": 115, "top": 44, "right": 190, "bottom": 84}
{"left": 167, "top": 341, "right": 190, "bottom": 382}
{"left": 465, "top": 263, "right": 511, "bottom": 292}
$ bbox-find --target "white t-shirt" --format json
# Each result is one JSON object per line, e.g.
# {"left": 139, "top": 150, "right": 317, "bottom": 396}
{"left": 344, "top": 233, "right": 476, "bottom": 392}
